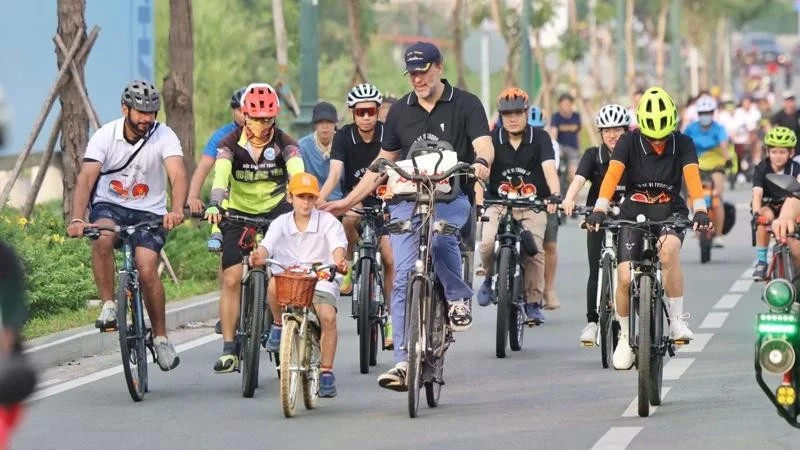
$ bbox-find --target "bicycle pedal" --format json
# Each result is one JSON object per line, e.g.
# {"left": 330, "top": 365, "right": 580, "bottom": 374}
{"left": 98, "top": 325, "right": 119, "bottom": 333}
{"left": 580, "top": 341, "right": 595, "bottom": 348}
{"left": 672, "top": 338, "right": 690, "bottom": 346}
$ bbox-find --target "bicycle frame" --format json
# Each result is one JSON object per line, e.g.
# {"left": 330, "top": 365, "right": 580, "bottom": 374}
{"left": 351, "top": 207, "right": 385, "bottom": 319}
{"left": 627, "top": 235, "right": 668, "bottom": 354}
{"left": 595, "top": 225, "right": 619, "bottom": 342}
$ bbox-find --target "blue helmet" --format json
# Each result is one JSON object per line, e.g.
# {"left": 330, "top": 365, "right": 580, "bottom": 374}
{"left": 529, "top": 106, "right": 544, "bottom": 127}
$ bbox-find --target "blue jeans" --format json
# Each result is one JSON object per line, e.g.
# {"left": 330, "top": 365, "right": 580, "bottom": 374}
{"left": 389, "top": 193, "right": 472, "bottom": 363}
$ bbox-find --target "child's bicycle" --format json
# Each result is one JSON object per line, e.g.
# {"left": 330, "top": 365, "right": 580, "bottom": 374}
{"left": 267, "top": 260, "right": 344, "bottom": 418}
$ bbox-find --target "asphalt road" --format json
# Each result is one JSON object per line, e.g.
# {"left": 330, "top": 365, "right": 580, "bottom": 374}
{"left": 14, "top": 188, "right": 799, "bottom": 450}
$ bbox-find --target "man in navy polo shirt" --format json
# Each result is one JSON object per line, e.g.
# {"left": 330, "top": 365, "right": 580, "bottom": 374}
{"left": 323, "top": 41, "right": 493, "bottom": 391}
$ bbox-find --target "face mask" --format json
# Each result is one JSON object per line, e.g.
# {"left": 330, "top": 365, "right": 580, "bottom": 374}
{"left": 244, "top": 118, "right": 274, "bottom": 147}
{"left": 698, "top": 115, "right": 713, "bottom": 127}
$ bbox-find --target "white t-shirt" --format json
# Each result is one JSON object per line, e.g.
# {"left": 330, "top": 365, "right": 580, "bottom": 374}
{"left": 85, "top": 118, "right": 183, "bottom": 214}
{"left": 259, "top": 209, "right": 348, "bottom": 300}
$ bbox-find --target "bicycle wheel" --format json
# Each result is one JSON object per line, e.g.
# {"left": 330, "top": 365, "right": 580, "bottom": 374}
{"left": 699, "top": 231, "right": 712, "bottom": 264}
{"left": 648, "top": 283, "right": 665, "bottom": 406}
{"left": 509, "top": 264, "right": 525, "bottom": 352}
{"left": 425, "top": 284, "right": 446, "bottom": 407}
{"left": 599, "top": 255, "right": 615, "bottom": 368}
{"left": 358, "top": 259, "right": 373, "bottom": 374}
{"left": 369, "top": 271, "right": 381, "bottom": 366}
{"left": 117, "top": 273, "right": 147, "bottom": 402}
{"left": 637, "top": 275, "right": 653, "bottom": 417}
{"left": 279, "top": 319, "right": 301, "bottom": 418}
{"left": 407, "top": 279, "right": 424, "bottom": 418}
{"left": 241, "top": 270, "right": 265, "bottom": 398}
{"left": 302, "top": 326, "right": 320, "bottom": 410}
{"left": 495, "top": 247, "right": 512, "bottom": 358}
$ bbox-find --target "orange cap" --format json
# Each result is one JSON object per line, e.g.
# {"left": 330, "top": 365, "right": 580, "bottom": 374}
{"left": 288, "top": 172, "right": 320, "bottom": 196}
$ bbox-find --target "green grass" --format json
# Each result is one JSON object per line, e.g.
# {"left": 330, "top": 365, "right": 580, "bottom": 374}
{"left": 23, "top": 278, "right": 220, "bottom": 341}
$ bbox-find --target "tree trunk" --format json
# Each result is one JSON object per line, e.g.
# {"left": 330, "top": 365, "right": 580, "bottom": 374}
{"left": 162, "top": 0, "right": 195, "bottom": 176}
{"left": 452, "top": 0, "right": 468, "bottom": 89}
{"left": 715, "top": 18, "right": 726, "bottom": 91}
{"left": 624, "top": 0, "right": 636, "bottom": 99}
{"left": 57, "top": 0, "right": 89, "bottom": 223}
{"left": 346, "top": 0, "right": 367, "bottom": 84}
{"left": 272, "top": 0, "right": 289, "bottom": 79}
{"left": 654, "top": 0, "right": 669, "bottom": 87}
{"left": 490, "top": 0, "right": 519, "bottom": 87}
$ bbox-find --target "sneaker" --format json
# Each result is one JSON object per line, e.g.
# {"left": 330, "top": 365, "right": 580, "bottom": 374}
{"left": 477, "top": 278, "right": 493, "bottom": 307}
{"left": 383, "top": 320, "right": 394, "bottom": 350}
{"left": 265, "top": 324, "right": 282, "bottom": 352}
{"left": 448, "top": 300, "right": 473, "bottom": 331}
{"left": 377, "top": 362, "right": 408, "bottom": 392}
{"left": 669, "top": 313, "right": 694, "bottom": 341}
{"left": 319, "top": 371, "right": 337, "bottom": 398}
{"left": 207, "top": 232, "right": 223, "bottom": 252}
{"left": 752, "top": 262, "right": 768, "bottom": 280}
{"left": 214, "top": 319, "right": 222, "bottom": 335}
{"left": 340, "top": 270, "right": 353, "bottom": 296}
{"left": 712, "top": 236, "right": 725, "bottom": 248}
{"left": 580, "top": 322, "right": 598, "bottom": 346}
{"left": 543, "top": 290, "right": 561, "bottom": 310}
{"left": 95, "top": 301, "right": 118, "bottom": 331}
{"left": 213, "top": 353, "right": 239, "bottom": 373}
{"left": 613, "top": 335, "right": 635, "bottom": 369}
{"left": 524, "top": 302, "right": 545, "bottom": 324}
{"left": 153, "top": 336, "right": 181, "bottom": 371}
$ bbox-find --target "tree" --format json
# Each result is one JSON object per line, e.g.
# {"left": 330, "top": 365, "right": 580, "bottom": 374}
{"left": 624, "top": 0, "right": 636, "bottom": 98}
{"left": 452, "top": 0, "right": 468, "bottom": 89}
{"left": 653, "top": 0, "right": 669, "bottom": 87}
{"left": 346, "top": 0, "right": 368, "bottom": 84}
{"left": 57, "top": 0, "right": 89, "bottom": 222}
{"left": 162, "top": 0, "right": 196, "bottom": 176}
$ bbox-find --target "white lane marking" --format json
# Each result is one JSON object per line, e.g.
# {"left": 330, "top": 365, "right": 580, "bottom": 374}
{"left": 28, "top": 333, "right": 221, "bottom": 402}
{"left": 591, "top": 427, "right": 643, "bottom": 450}
{"left": 729, "top": 279, "right": 754, "bottom": 293}
{"left": 621, "top": 387, "right": 672, "bottom": 417}
{"left": 741, "top": 267, "right": 755, "bottom": 279}
{"left": 676, "top": 333, "right": 713, "bottom": 353}
{"left": 699, "top": 312, "right": 729, "bottom": 329}
{"left": 714, "top": 293, "right": 742, "bottom": 309}
{"left": 663, "top": 358, "right": 695, "bottom": 380}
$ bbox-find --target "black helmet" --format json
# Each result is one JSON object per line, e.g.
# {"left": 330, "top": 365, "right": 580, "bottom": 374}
{"left": 121, "top": 80, "right": 160, "bottom": 113}
{"left": 230, "top": 87, "right": 246, "bottom": 109}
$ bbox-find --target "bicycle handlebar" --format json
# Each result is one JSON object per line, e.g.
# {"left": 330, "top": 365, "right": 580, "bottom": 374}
{"left": 185, "top": 205, "right": 273, "bottom": 228}
{"left": 82, "top": 219, "right": 163, "bottom": 240}
{"left": 264, "top": 259, "right": 348, "bottom": 281}
{"left": 371, "top": 158, "right": 475, "bottom": 183}
{"left": 483, "top": 197, "right": 547, "bottom": 211}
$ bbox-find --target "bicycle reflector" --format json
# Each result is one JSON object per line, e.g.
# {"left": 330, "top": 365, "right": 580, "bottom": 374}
{"left": 759, "top": 338, "right": 796, "bottom": 375}
{"left": 777, "top": 384, "right": 797, "bottom": 407}
{"left": 763, "top": 279, "right": 796, "bottom": 312}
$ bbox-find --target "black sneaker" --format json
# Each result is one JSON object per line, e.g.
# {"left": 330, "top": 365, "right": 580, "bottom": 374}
{"left": 448, "top": 300, "right": 472, "bottom": 331}
{"left": 753, "top": 262, "right": 768, "bottom": 281}
{"left": 214, "top": 320, "right": 222, "bottom": 334}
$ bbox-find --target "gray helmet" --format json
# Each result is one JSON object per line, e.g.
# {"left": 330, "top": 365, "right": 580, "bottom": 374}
{"left": 121, "top": 80, "right": 161, "bottom": 113}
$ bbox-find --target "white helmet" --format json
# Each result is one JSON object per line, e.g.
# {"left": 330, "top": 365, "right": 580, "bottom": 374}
{"left": 595, "top": 104, "right": 631, "bottom": 129}
{"left": 695, "top": 95, "right": 717, "bottom": 113}
{"left": 347, "top": 83, "right": 383, "bottom": 108}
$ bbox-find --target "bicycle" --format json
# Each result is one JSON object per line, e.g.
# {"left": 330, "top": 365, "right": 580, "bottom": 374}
{"left": 83, "top": 220, "right": 163, "bottom": 402}
{"left": 481, "top": 193, "right": 546, "bottom": 358}
{"left": 349, "top": 204, "right": 389, "bottom": 374}
{"left": 269, "top": 260, "right": 341, "bottom": 418}
{"left": 698, "top": 171, "right": 720, "bottom": 264}
{"left": 753, "top": 216, "right": 797, "bottom": 283}
{"left": 372, "top": 141, "right": 476, "bottom": 418}
{"left": 603, "top": 214, "right": 692, "bottom": 417}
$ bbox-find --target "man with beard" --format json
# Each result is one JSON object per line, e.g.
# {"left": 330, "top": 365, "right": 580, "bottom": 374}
{"left": 319, "top": 83, "right": 395, "bottom": 346}
{"left": 66, "top": 80, "right": 187, "bottom": 371}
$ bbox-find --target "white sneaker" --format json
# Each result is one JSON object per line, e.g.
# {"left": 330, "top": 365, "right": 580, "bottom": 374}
{"left": 613, "top": 335, "right": 635, "bottom": 370}
{"left": 94, "top": 301, "right": 118, "bottom": 330}
{"left": 712, "top": 236, "right": 725, "bottom": 248}
{"left": 579, "top": 322, "right": 598, "bottom": 345}
{"left": 669, "top": 313, "right": 694, "bottom": 341}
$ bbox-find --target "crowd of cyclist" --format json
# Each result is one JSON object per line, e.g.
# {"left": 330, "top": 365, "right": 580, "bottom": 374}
{"left": 41, "top": 39, "right": 800, "bottom": 403}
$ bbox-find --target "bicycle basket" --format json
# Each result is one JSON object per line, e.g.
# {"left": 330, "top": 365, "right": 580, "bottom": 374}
{"left": 274, "top": 267, "right": 318, "bottom": 308}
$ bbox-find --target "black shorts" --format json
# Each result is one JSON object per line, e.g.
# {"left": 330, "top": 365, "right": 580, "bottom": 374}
{"left": 89, "top": 202, "right": 166, "bottom": 253}
{"left": 220, "top": 204, "right": 292, "bottom": 270}
{"left": 617, "top": 200, "right": 689, "bottom": 263}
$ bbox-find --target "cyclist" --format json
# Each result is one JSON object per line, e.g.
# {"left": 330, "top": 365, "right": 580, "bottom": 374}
{"left": 562, "top": 104, "right": 630, "bottom": 344}
{"left": 683, "top": 94, "right": 731, "bottom": 247}
{"left": 251, "top": 172, "right": 348, "bottom": 398}
{"left": 319, "top": 83, "right": 395, "bottom": 348}
{"left": 322, "top": 41, "right": 492, "bottom": 390}
{"left": 476, "top": 88, "right": 560, "bottom": 325}
{"left": 550, "top": 93, "right": 581, "bottom": 183}
{"left": 751, "top": 126, "right": 800, "bottom": 279}
{"left": 585, "top": 86, "right": 710, "bottom": 370}
{"left": 771, "top": 91, "right": 800, "bottom": 155}
{"left": 203, "top": 83, "right": 305, "bottom": 373}
{"left": 66, "top": 80, "right": 187, "bottom": 371}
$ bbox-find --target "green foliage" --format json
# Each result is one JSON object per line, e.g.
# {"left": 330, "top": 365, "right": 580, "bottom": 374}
{"left": 559, "top": 28, "right": 588, "bottom": 63}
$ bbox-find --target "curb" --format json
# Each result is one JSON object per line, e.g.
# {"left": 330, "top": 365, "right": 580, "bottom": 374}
{"left": 24, "top": 291, "right": 220, "bottom": 369}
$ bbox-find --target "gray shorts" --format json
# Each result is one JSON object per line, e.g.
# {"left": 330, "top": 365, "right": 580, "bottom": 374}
{"left": 313, "top": 291, "right": 337, "bottom": 310}
{"left": 544, "top": 213, "right": 559, "bottom": 243}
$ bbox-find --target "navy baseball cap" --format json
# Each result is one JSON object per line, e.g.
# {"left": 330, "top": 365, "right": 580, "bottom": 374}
{"left": 404, "top": 41, "right": 442, "bottom": 74}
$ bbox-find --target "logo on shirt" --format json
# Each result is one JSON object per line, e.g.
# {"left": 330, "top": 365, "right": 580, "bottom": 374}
{"left": 440, "top": 123, "right": 445, "bottom": 132}
{"left": 414, "top": 133, "right": 440, "bottom": 142}
{"left": 107, "top": 163, "right": 150, "bottom": 201}
{"left": 498, "top": 169, "right": 536, "bottom": 199}
{"left": 264, "top": 147, "right": 276, "bottom": 160}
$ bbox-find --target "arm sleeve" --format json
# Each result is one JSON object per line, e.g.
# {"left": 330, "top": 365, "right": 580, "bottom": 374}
{"left": 159, "top": 126, "right": 184, "bottom": 159}
{"left": 280, "top": 132, "right": 305, "bottom": 176}
{"left": 716, "top": 124, "right": 728, "bottom": 143}
{"left": 536, "top": 129, "right": 555, "bottom": 161}
{"left": 259, "top": 216, "right": 283, "bottom": 256}
{"left": 325, "top": 213, "right": 349, "bottom": 254}
{"left": 683, "top": 164, "right": 705, "bottom": 211}
{"left": 210, "top": 146, "right": 233, "bottom": 204}
{"left": 595, "top": 161, "right": 625, "bottom": 210}
{"left": 575, "top": 148, "right": 597, "bottom": 179}
{"left": 202, "top": 126, "right": 229, "bottom": 158}
{"left": 752, "top": 163, "right": 766, "bottom": 189}
{"left": 464, "top": 95, "right": 491, "bottom": 142}
{"left": 331, "top": 129, "right": 347, "bottom": 162}
{"left": 83, "top": 129, "right": 108, "bottom": 166}
{"left": 381, "top": 103, "right": 402, "bottom": 152}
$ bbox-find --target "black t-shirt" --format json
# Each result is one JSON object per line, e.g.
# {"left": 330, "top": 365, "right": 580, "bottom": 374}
{"left": 331, "top": 122, "right": 384, "bottom": 205}
{"left": 576, "top": 145, "right": 626, "bottom": 206}
{"left": 0, "top": 241, "right": 28, "bottom": 330}
{"left": 487, "top": 125, "right": 555, "bottom": 199}
{"left": 771, "top": 110, "right": 800, "bottom": 152}
{"left": 753, "top": 158, "right": 800, "bottom": 200}
{"left": 611, "top": 130, "right": 698, "bottom": 199}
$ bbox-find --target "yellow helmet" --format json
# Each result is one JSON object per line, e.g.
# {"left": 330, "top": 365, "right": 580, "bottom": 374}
{"left": 764, "top": 126, "right": 798, "bottom": 148}
{"left": 636, "top": 86, "right": 677, "bottom": 140}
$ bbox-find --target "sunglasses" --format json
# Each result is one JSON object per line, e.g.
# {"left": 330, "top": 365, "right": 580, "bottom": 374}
{"left": 249, "top": 116, "right": 275, "bottom": 124}
{"left": 354, "top": 107, "right": 378, "bottom": 118}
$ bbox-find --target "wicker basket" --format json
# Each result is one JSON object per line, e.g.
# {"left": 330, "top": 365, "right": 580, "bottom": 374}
{"left": 274, "top": 267, "right": 318, "bottom": 308}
